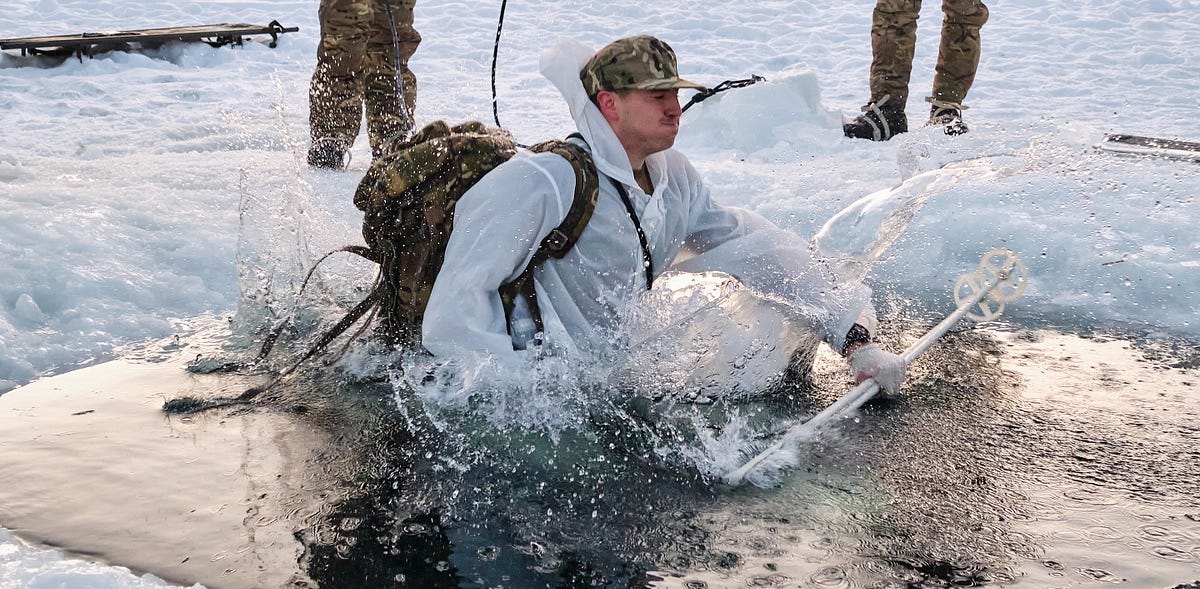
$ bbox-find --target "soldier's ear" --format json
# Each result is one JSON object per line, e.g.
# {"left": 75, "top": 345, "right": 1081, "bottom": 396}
{"left": 594, "top": 90, "right": 620, "bottom": 122}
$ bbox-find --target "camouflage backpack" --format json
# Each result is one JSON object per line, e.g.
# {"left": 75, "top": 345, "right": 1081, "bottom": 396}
{"left": 346, "top": 119, "right": 600, "bottom": 347}
{"left": 173, "top": 121, "right": 597, "bottom": 411}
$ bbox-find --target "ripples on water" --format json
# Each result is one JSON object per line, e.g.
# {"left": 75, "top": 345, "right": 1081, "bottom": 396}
{"left": 25, "top": 308, "right": 1197, "bottom": 588}
{"left": 644, "top": 326, "right": 1200, "bottom": 589}
{"left": 221, "top": 313, "right": 1183, "bottom": 588}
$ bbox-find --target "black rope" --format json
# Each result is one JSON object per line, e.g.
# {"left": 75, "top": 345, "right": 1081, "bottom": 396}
{"left": 383, "top": 0, "right": 413, "bottom": 137}
{"left": 612, "top": 182, "right": 654, "bottom": 289}
{"left": 165, "top": 247, "right": 380, "bottom": 415}
{"left": 491, "top": 0, "right": 509, "bottom": 128}
{"left": 681, "top": 75, "right": 766, "bottom": 112}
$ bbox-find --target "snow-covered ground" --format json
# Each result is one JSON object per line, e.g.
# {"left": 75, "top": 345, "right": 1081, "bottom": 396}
{"left": 1, "top": 0, "right": 1198, "bottom": 586}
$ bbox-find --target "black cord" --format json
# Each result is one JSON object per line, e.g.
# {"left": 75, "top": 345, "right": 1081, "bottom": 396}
{"left": 681, "top": 75, "right": 765, "bottom": 112}
{"left": 383, "top": 0, "right": 413, "bottom": 134}
{"left": 491, "top": 0, "right": 509, "bottom": 128}
{"left": 612, "top": 182, "right": 654, "bottom": 289}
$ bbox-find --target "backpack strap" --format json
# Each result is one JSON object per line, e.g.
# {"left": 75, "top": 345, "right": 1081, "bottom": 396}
{"left": 498, "top": 138, "right": 599, "bottom": 345}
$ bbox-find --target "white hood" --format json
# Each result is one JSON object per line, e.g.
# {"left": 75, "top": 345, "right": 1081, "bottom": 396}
{"left": 538, "top": 39, "right": 640, "bottom": 189}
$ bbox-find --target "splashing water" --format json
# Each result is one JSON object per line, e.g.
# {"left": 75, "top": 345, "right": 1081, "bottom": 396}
{"left": 812, "top": 155, "right": 1021, "bottom": 285}
{"left": 221, "top": 135, "right": 1038, "bottom": 492}
{"left": 383, "top": 271, "right": 833, "bottom": 488}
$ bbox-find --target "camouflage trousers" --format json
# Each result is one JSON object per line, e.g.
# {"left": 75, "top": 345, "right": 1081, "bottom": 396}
{"left": 870, "top": 0, "right": 988, "bottom": 109}
{"left": 309, "top": 0, "right": 420, "bottom": 156}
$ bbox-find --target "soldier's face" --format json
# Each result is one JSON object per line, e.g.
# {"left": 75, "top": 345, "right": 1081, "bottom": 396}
{"left": 603, "top": 88, "right": 682, "bottom": 159}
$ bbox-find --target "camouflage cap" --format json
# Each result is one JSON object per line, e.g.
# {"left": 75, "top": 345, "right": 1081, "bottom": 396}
{"left": 580, "top": 35, "right": 706, "bottom": 96}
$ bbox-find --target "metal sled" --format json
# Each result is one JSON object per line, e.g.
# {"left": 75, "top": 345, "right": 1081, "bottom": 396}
{"left": 0, "top": 20, "right": 298, "bottom": 60}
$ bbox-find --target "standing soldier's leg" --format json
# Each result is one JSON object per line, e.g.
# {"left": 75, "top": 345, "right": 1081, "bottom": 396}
{"left": 309, "top": 0, "right": 372, "bottom": 168}
{"left": 363, "top": 0, "right": 421, "bottom": 158}
{"left": 927, "top": 0, "right": 988, "bottom": 134}
{"left": 870, "top": 0, "right": 922, "bottom": 110}
{"left": 845, "top": 0, "right": 921, "bottom": 141}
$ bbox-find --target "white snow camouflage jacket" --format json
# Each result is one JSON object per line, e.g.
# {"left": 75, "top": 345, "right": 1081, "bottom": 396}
{"left": 421, "top": 39, "right": 873, "bottom": 365}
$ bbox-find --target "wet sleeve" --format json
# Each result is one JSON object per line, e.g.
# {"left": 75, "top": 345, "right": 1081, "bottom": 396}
{"left": 669, "top": 162, "right": 873, "bottom": 351}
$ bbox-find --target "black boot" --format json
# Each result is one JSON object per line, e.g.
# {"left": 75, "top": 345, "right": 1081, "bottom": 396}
{"left": 307, "top": 137, "right": 351, "bottom": 170}
{"left": 843, "top": 95, "right": 908, "bottom": 141}
{"left": 926, "top": 98, "right": 969, "bottom": 136}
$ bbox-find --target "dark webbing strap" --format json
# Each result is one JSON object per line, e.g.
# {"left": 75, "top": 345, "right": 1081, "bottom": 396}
{"left": 498, "top": 140, "right": 600, "bottom": 343}
{"left": 612, "top": 181, "right": 654, "bottom": 290}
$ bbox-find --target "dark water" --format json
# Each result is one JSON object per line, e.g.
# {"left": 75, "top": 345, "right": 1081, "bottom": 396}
{"left": 374, "top": 326, "right": 1200, "bottom": 589}
{"left": 0, "top": 324, "right": 1197, "bottom": 589}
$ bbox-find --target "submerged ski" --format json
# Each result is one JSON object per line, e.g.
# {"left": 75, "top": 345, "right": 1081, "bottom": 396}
{"left": 1098, "top": 134, "right": 1200, "bottom": 162}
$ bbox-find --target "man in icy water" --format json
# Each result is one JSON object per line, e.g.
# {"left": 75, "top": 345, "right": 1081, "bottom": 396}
{"left": 422, "top": 35, "right": 907, "bottom": 394}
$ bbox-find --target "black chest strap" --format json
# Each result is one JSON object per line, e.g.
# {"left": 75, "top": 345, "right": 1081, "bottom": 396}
{"left": 612, "top": 180, "right": 655, "bottom": 290}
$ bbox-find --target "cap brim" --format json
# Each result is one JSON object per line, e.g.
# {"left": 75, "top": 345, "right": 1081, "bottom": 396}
{"left": 634, "top": 77, "right": 707, "bottom": 92}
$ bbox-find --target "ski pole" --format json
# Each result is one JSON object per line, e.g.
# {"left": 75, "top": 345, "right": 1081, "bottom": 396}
{"left": 723, "top": 248, "right": 1027, "bottom": 486}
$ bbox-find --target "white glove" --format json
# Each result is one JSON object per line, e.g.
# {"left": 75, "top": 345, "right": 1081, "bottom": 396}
{"left": 848, "top": 343, "right": 907, "bottom": 395}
